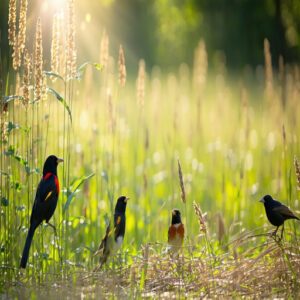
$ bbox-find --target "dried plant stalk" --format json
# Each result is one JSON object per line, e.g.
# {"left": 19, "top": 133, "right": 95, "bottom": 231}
{"left": 22, "top": 49, "right": 31, "bottom": 106}
{"left": 66, "top": 0, "right": 77, "bottom": 79}
{"left": 193, "top": 39, "right": 208, "bottom": 92}
{"left": 118, "top": 45, "right": 126, "bottom": 87}
{"left": 193, "top": 201, "right": 206, "bottom": 234}
{"left": 8, "top": 0, "right": 17, "bottom": 47}
{"left": 34, "top": 18, "right": 45, "bottom": 102}
{"left": 177, "top": 159, "right": 186, "bottom": 203}
{"left": 264, "top": 38, "right": 273, "bottom": 99}
{"left": 51, "top": 14, "right": 60, "bottom": 76}
{"left": 57, "top": 12, "right": 66, "bottom": 78}
{"left": 294, "top": 156, "right": 300, "bottom": 190}
{"left": 18, "top": 0, "right": 27, "bottom": 56}
{"left": 136, "top": 59, "right": 145, "bottom": 107}
{"left": 107, "top": 89, "right": 115, "bottom": 133}
{"left": 100, "top": 30, "right": 109, "bottom": 69}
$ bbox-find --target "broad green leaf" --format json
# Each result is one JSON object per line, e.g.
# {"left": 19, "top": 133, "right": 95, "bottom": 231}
{"left": 63, "top": 173, "right": 95, "bottom": 213}
{"left": 44, "top": 71, "right": 65, "bottom": 82}
{"left": 2, "top": 95, "right": 23, "bottom": 103}
{"left": 76, "top": 62, "right": 103, "bottom": 80}
{"left": 47, "top": 87, "right": 72, "bottom": 123}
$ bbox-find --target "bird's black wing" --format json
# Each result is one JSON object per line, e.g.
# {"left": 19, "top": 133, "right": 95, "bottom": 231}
{"left": 30, "top": 175, "right": 58, "bottom": 225}
{"left": 95, "top": 222, "right": 111, "bottom": 255}
{"left": 114, "top": 213, "right": 125, "bottom": 240}
{"left": 273, "top": 205, "right": 298, "bottom": 219}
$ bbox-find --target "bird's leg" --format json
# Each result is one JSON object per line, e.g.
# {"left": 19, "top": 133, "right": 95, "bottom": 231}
{"left": 280, "top": 224, "right": 284, "bottom": 240}
{"left": 271, "top": 226, "right": 279, "bottom": 237}
{"left": 47, "top": 222, "right": 57, "bottom": 235}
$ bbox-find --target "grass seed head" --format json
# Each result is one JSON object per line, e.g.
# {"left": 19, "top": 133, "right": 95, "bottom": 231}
{"left": 136, "top": 59, "right": 145, "bottom": 107}
{"left": 118, "top": 45, "right": 126, "bottom": 87}
{"left": 8, "top": 0, "right": 17, "bottom": 47}
{"left": 34, "top": 18, "right": 45, "bottom": 102}
{"left": 18, "top": 0, "right": 27, "bottom": 56}
{"left": 294, "top": 156, "right": 300, "bottom": 190}
{"left": 51, "top": 14, "right": 60, "bottom": 78}
{"left": 264, "top": 38, "right": 273, "bottom": 99}
{"left": 193, "top": 39, "right": 207, "bottom": 92}
{"left": 193, "top": 201, "right": 206, "bottom": 234}
{"left": 66, "top": 0, "right": 77, "bottom": 80}
{"left": 100, "top": 30, "right": 109, "bottom": 69}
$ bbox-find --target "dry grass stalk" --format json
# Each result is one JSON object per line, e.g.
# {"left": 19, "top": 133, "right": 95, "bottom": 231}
{"left": 12, "top": 38, "right": 21, "bottom": 70}
{"left": 22, "top": 49, "right": 31, "bottom": 107}
{"left": 57, "top": 12, "right": 66, "bottom": 78}
{"left": 193, "top": 39, "right": 208, "bottom": 92}
{"left": 8, "top": 0, "right": 17, "bottom": 47}
{"left": 282, "top": 124, "right": 286, "bottom": 148}
{"left": 279, "top": 55, "right": 286, "bottom": 106}
{"left": 66, "top": 0, "right": 77, "bottom": 80}
{"left": 34, "top": 18, "right": 45, "bottom": 102}
{"left": 193, "top": 201, "right": 206, "bottom": 234}
{"left": 177, "top": 159, "right": 186, "bottom": 203}
{"left": 217, "top": 213, "right": 226, "bottom": 242}
{"left": 118, "top": 45, "right": 126, "bottom": 87}
{"left": 107, "top": 89, "right": 115, "bottom": 133}
{"left": 17, "top": 0, "right": 27, "bottom": 57}
{"left": 51, "top": 14, "right": 60, "bottom": 77}
{"left": 100, "top": 30, "right": 109, "bottom": 69}
{"left": 11, "top": 0, "right": 27, "bottom": 70}
{"left": 1, "top": 121, "right": 8, "bottom": 144}
{"left": 136, "top": 59, "right": 145, "bottom": 107}
{"left": 264, "top": 38, "right": 273, "bottom": 99}
{"left": 294, "top": 156, "right": 300, "bottom": 190}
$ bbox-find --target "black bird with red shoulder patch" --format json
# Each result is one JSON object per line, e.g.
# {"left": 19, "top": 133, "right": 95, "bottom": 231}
{"left": 20, "top": 155, "right": 63, "bottom": 268}
{"left": 94, "top": 196, "right": 129, "bottom": 270}
{"left": 260, "top": 194, "right": 299, "bottom": 239}
{"left": 168, "top": 209, "right": 184, "bottom": 252}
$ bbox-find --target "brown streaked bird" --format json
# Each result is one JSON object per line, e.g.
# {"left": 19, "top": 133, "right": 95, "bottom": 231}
{"left": 168, "top": 209, "right": 184, "bottom": 252}
{"left": 94, "top": 196, "right": 129, "bottom": 270}
{"left": 260, "top": 194, "right": 299, "bottom": 240}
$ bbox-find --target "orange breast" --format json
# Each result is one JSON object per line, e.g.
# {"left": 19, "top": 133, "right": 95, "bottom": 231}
{"left": 168, "top": 223, "right": 184, "bottom": 246}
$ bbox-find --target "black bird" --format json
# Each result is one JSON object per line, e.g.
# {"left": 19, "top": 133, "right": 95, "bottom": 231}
{"left": 94, "top": 196, "right": 129, "bottom": 270}
{"left": 260, "top": 194, "right": 299, "bottom": 239}
{"left": 20, "top": 155, "right": 63, "bottom": 268}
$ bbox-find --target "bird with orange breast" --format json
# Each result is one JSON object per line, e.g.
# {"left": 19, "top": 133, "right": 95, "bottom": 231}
{"left": 168, "top": 209, "right": 184, "bottom": 253}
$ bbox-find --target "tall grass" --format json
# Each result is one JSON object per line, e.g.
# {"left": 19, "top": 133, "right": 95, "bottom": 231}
{"left": 1, "top": 0, "right": 300, "bottom": 298}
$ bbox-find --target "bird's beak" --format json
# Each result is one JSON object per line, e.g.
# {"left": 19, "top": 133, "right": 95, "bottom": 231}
{"left": 124, "top": 197, "right": 130, "bottom": 203}
{"left": 259, "top": 197, "right": 265, "bottom": 203}
{"left": 57, "top": 158, "right": 64, "bottom": 164}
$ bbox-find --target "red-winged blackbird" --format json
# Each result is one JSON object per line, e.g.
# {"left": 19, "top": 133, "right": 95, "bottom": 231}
{"left": 168, "top": 209, "right": 184, "bottom": 252}
{"left": 94, "top": 196, "right": 129, "bottom": 270}
{"left": 260, "top": 194, "right": 299, "bottom": 239}
{"left": 20, "top": 155, "right": 63, "bottom": 268}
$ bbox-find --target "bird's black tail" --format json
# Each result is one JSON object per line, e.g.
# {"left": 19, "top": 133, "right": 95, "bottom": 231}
{"left": 20, "top": 225, "right": 36, "bottom": 268}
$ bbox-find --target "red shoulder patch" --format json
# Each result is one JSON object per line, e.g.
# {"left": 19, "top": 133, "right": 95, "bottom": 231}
{"left": 43, "top": 172, "right": 60, "bottom": 194}
{"left": 54, "top": 175, "right": 60, "bottom": 194}
{"left": 43, "top": 172, "right": 52, "bottom": 181}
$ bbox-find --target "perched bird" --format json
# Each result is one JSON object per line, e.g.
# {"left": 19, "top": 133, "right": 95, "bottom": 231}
{"left": 20, "top": 155, "right": 63, "bottom": 268}
{"left": 168, "top": 209, "right": 184, "bottom": 252}
{"left": 94, "top": 196, "right": 129, "bottom": 270}
{"left": 260, "top": 194, "right": 299, "bottom": 239}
